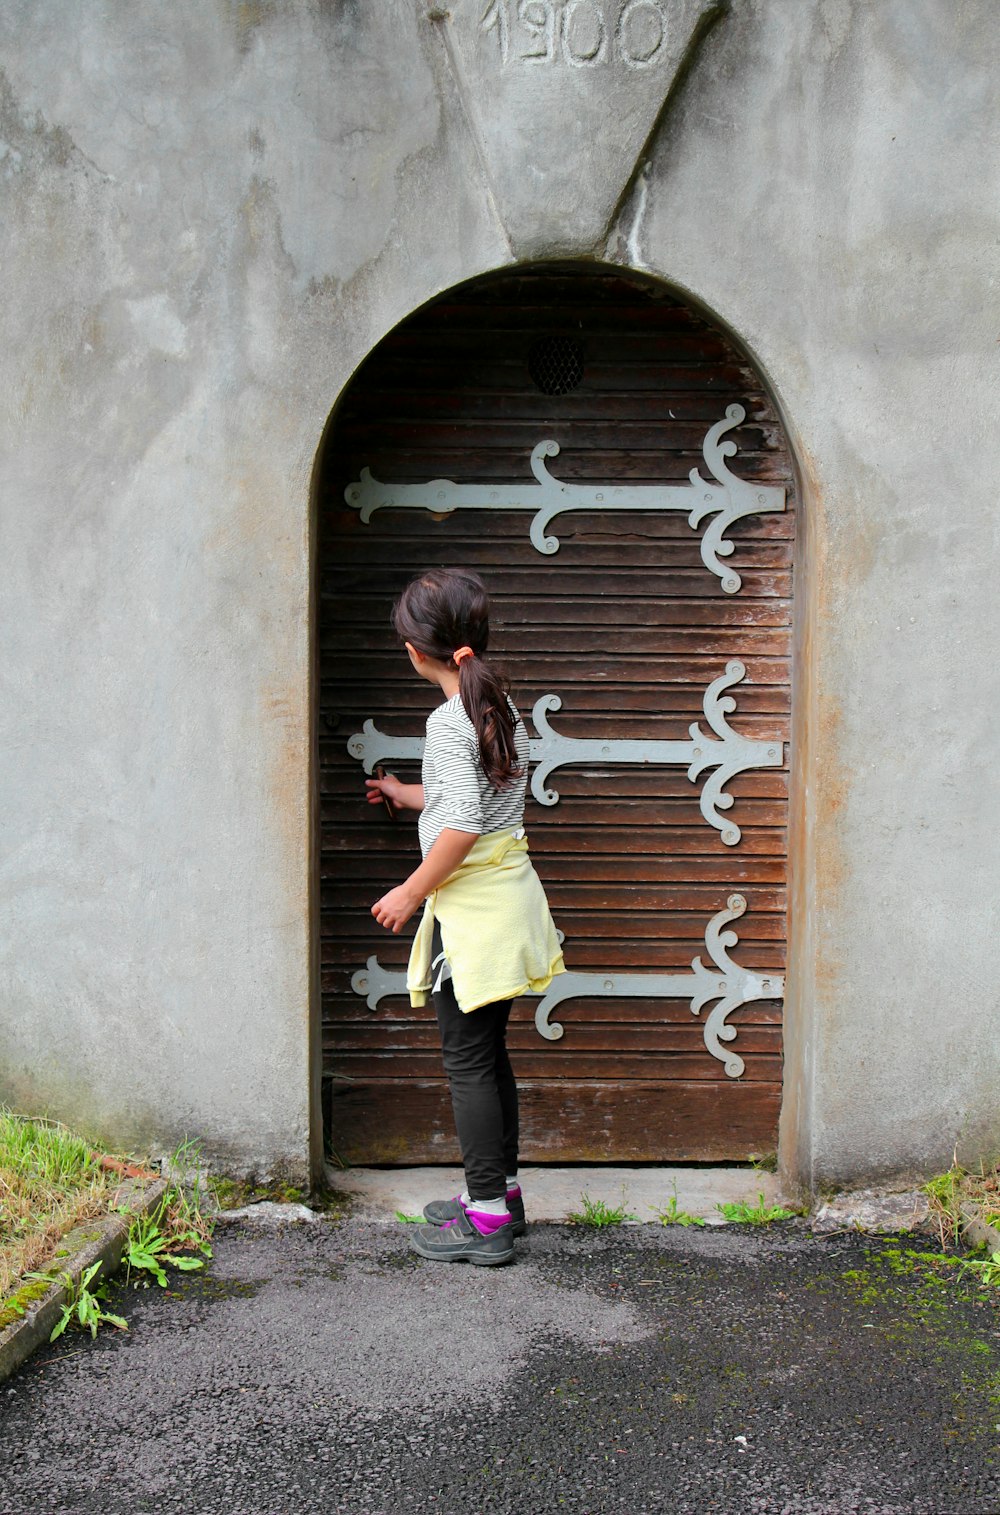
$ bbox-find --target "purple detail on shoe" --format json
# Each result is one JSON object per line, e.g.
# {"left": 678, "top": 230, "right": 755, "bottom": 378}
{"left": 506, "top": 1184, "right": 522, "bottom": 1200}
{"left": 466, "top": 1208, "right": 513, "bottom": 1237}
{"left": 441, "top": 1218, "right": 459, "bottom": 1229}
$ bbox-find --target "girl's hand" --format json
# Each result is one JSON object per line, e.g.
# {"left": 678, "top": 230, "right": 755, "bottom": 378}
{"left": 366, "top": 772, "right": 403, "bottom": 812}
{"left": 371, "top": 883, "right": 423, "bottom": 934}
{"left": 365, "top": 776, "right": 426, "bottom": 815}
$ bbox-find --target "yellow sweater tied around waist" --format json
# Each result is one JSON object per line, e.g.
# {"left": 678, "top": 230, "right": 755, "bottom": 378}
{"left": 407, "top": 828, "right": 566, "bottom": 1014}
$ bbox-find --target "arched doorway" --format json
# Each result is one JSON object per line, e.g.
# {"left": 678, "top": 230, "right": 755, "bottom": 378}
{"left": 316, "top": 264, "right": 795, "bottom": 1166}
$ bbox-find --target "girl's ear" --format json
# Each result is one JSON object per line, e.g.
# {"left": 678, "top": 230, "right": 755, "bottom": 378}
{"left": 404, "top": 640, "right": 425, "bottom": 667}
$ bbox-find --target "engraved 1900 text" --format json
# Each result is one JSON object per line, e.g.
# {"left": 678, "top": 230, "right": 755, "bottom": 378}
{"left": 481, "top": 0, "right": 668, "bottom": 69}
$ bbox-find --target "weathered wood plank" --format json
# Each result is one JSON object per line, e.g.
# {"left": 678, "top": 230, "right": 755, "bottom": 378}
{"left": 321, "top": 906, "right": 787, "bottom": 936}
{"left": 326, "top": 388, "right": 777, "bottom": 425}
{"left": 324, "top": 878, "right": 787, "bottom": 909}
{"left": 321, "top": 693, "right": 791, "bottom": 730}
{"left": 326, "top": 1018, "right": 782, "bottom": 1054}
{"left": 323, "top": 997, "right": 783, "bottom": 1028}
{"left": 321, "top": 651, "right": 792, "bottom": 685}
{"left": 320, "top": 851, "right": 788, "bottom": 885}
{"left": 327, "top": 1051, "right": 783, "bottom": 1082}
{"left": 323, "top": 935, "right": 784, "bottom": 973}
{"left": 324, "top": 566, "right": 793, "bottom": 599}
{"left": 322, "top": 825, "right": 786, "bottom": 858}
{"left": 321, "top": 765, "right": 789, "bottom": 800}
{"left": 326, "top": 1079, "right": 781, "bottom": 1164}
{"left": 323, "top": 585, "right": 796, "bottom": 629}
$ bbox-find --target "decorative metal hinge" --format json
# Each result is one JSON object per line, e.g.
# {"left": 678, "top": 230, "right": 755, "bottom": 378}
{"left": 349, "top": 895, "right": 782, "bottom": 1079}
{"left": 347, "top": 662, "right": 782, "bottom": 845}
{"left": 344, "top": 404, "right": 785, "bottom": 594}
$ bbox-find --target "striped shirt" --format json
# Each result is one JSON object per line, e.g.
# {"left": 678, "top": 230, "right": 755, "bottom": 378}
{"left": 417, "top": 693, "right": 529, "bottom": 857}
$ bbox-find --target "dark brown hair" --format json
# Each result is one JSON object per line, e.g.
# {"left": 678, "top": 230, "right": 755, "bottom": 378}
{"left": 392, "top": 568, "right": 522, "bottom": 790}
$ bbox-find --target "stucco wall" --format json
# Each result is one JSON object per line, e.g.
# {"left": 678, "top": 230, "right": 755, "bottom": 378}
{"left": 624, "top": 0, "right": 1000, "bottom": 1186}
{"left": 1, "top": 0, "right": 996, "bottom": 1185}
{"left": 0, "top": 0, "right": 508, "bottom": 1181}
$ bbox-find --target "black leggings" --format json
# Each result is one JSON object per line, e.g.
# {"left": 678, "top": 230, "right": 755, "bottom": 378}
{"left": 431, "top": 923, "right": 519, "bottom": 1202}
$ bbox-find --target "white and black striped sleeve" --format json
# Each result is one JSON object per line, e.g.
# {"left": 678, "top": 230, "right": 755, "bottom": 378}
{"left": 422, "top": 706, "right": 485, "bottom": 836}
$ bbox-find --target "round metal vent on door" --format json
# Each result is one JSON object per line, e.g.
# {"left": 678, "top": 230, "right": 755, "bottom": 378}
{"left": 528, "top": 335, "right": 584, "bottom": 395}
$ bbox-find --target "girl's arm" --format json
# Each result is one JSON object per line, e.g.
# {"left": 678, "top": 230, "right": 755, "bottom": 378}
{"left": 365, "top": 774, "right": 425, "bottom": 813}
{"left": 371, "top": 827, "right": 477, "bottom": 933}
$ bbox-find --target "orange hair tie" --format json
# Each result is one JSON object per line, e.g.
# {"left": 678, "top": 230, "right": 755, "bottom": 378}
{"left": 453, "top": 646, "right": 474, "bottom": 665}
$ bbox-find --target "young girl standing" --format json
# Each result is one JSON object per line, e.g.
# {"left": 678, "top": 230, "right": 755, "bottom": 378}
{"left": 365, "top": 568, "right": 565, "bottom": 1266}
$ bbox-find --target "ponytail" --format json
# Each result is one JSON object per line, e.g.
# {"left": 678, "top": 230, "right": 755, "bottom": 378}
{"left": 391, "top": 569, "right": 523, "bottom": 790}
{"left": 456, "top": 654, "right": 522, "bottom": 790}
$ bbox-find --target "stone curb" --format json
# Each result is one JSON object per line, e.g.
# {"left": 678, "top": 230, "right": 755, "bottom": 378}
{"left": 810, "top": 1189, "right": 933, "bottom": 1235}
{"left": 216, "top": 1200, "right": 321, "bottom": 1225}
{"left": 0, "top": 1175, "right": 170, "bottom": 1385}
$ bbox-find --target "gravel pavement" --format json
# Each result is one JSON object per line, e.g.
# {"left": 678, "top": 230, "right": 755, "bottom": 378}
{"left": 1, "top": 1215, "right": 999, "bottom": 1514}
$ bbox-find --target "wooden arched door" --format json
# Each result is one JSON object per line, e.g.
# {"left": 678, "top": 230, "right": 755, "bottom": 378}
{"left": 317, "top": 266, "right": 794, "bottom": 1164}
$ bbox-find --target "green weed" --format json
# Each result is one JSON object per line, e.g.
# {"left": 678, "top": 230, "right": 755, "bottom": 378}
{"left": 123, "top": 1140, "right": 213, "bottom": 1287}
{"left": 959, "top": 1250, "right": 1000, "bottom": 1289}
{"left": 125, "top": 1207, "right": 208, "bottom": 1287}
{"left": 655, "top": 1189, "right": 706, "bottom": 1228}
{"left": 395, "top": 1211, "right": 423, "bottom": 1224}
{"left": 924, "top": 1166, "right": 967, "bottom": 1248}
{"left": 717, "top": 1192, "right": 798, "bottom": 1226}
{"left": 568, "top": 1192, "right": 637, "bottom": 1227}
{"left": 21, "top": 1260, "right": 129, "bottom": 1342}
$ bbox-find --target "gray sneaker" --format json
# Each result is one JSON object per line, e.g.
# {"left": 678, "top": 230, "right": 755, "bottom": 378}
{"left": 411, "top": 1210, "right": 515, "bottom": 1266}
{"left": 422, "top": 1187, "right": 526, "bottom": 1236}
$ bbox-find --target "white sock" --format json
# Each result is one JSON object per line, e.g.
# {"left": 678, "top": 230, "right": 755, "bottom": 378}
{"left": 506, "top": 1176, "right": 520, "bottom": 1190}
{"left": 462, "top": 1194, "right": 508, "bottom": 1215}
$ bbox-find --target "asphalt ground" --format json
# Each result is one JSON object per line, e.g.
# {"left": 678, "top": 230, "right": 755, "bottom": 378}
{"left": 1, "top": 1217, "right": 999, "bottom": 1515}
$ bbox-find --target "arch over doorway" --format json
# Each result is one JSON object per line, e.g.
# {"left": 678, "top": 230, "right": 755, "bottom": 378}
{"left": 315, "top": 263, "right": 797, "bottom": 1166}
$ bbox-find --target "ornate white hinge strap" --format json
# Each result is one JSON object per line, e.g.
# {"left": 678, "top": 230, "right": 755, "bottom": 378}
{"left": 349, "top": 895, "right": 782, "bottom": 1079}
{"left": 344, "top": 404, "right": 785, "bottom": 594}
{"left": 346, "top": 662, "right": 782, "bottom": 846}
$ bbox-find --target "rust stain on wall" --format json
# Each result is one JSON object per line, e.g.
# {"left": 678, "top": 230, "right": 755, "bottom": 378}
{"left": 201, "top": 393, "right": 311, "bottom": 927}
{"left": 260, "top": 675, "right": 309, "bottom": 913}
{"left": 799, "top": 445, "right": 851, "bottom": 1001}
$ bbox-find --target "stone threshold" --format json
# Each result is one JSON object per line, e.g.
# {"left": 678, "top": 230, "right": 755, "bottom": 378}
{"left": 323, "top": 1163, "right": 786, "bottom": 1225}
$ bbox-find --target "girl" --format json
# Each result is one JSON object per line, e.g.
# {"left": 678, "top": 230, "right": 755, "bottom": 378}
{"left": 366, "top": 568, "right": 565, "bottom": 1266}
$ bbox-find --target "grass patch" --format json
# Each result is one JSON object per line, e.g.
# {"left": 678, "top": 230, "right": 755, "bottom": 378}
{"left": 0, "top": 1108, "right": 122, "bottom": 1300}
{"left": 1, "top": 1116, "right": 217, "bottom": 1340}
{"left": 717, "top": 1192, "right": 798, "bottom": 1226}
{"left": 924, "top": 1160, "right": 1000, "bottom": 1248}
{"left": 568, "top": 1192, "right": 637, "bottom": 1227}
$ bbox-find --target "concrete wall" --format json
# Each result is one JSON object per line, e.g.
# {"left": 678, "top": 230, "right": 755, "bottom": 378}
{"left": 1, "top": 0, "right": 996, "bottom": 1186}
{"left": 634, "top": 0, "right": 1000, "bottom": 1187}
